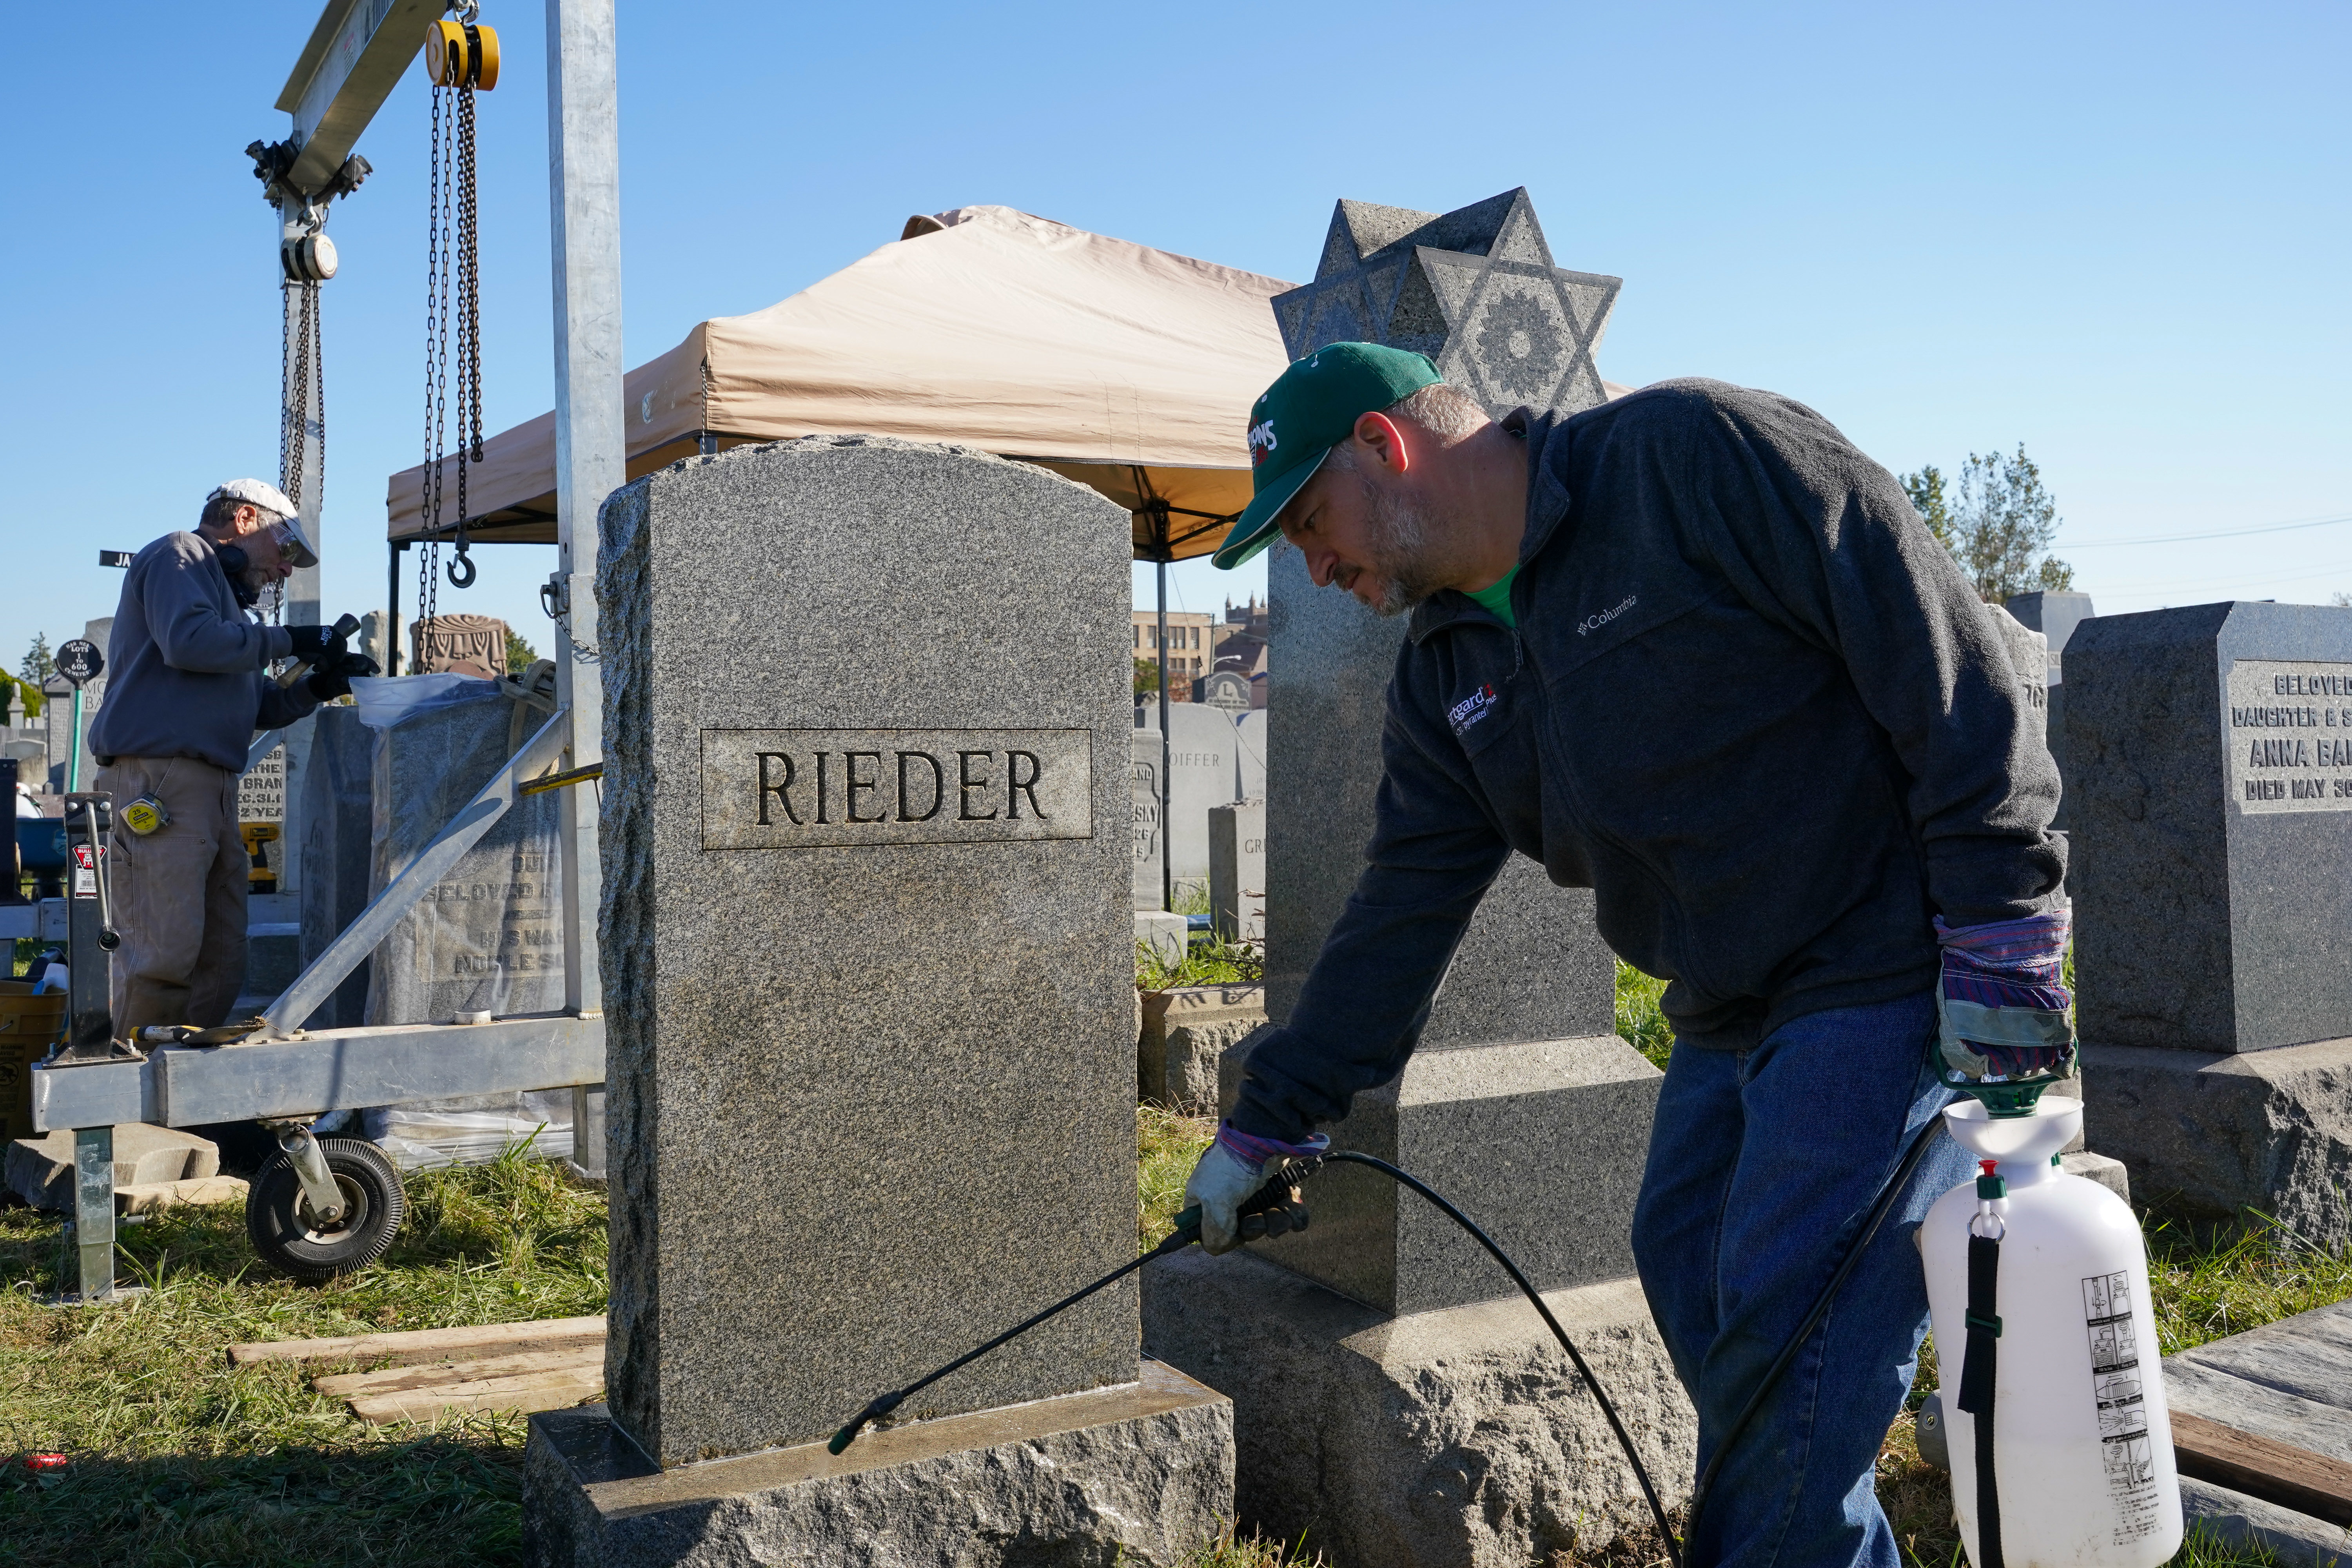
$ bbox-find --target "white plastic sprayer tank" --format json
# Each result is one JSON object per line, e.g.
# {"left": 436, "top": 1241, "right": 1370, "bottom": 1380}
{"left": 1923, "top": 1096, "right": 2183, "bottom": 1568}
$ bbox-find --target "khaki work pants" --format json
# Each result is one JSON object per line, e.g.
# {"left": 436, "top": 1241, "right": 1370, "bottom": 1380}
{"left": 92, "top": 756, "right": 249, "bottom": 1033}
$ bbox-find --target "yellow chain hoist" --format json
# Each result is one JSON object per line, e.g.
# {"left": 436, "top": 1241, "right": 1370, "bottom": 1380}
{"left": 417, "top": 5, "right": 498, "bottom": 655}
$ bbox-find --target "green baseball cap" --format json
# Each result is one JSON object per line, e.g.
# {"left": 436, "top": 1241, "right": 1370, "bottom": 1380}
{"left": 1211, "top": 342, "right": 1443, "bottom": 570}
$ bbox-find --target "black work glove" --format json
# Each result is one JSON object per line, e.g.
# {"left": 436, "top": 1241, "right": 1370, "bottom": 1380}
{"left": 305, "top": 652, "right": 379, "bottom": 702}
{"left": 286, "top": 624, "right": 349, "bottom": 664}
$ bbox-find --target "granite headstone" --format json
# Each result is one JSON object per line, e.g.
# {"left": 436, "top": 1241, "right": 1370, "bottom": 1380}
{"left": 1132, "top": 725, "right": 1164, "bottom": 911}
{"left": 532, "top": 436, "right": 1227, "bottom": 1561}
{"left": 294, "top": 707, "right": 375, "bottom": 1030}
{"left": 2007, "top": 590, "right": 2097, "bottom": 832}
{"left": 364, "top": 686, "right": 566, "bottom": 1025}
{"left": 2068, "top": 601, "right": 2352, "bottom": 1054}
{"left": 1235, "top": 708, "right": 1267, "bottom": 802}
{"left": 1208, "top": 799, "right": 1265, "bottom": 944}
{"left": 2067, "top": 601, "right": 2352, "bottom": 1239}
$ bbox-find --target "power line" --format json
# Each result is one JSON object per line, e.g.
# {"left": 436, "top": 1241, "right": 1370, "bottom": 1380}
{"left": 2058, "top": 510, "right": 2352, "bottom": 548}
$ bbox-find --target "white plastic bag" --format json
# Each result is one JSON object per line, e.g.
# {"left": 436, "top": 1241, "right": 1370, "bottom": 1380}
{"left": 348, "top": 673, "right": 502, "bottom": 730}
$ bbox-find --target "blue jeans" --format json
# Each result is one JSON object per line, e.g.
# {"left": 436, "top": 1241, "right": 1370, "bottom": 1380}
{"left": 1631, "top": 991, "right": 1972, "bottom": 1568}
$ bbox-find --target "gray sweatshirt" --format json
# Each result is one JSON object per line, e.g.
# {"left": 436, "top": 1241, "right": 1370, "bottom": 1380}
{"left": 89, "top": 532, "right": 318, "bottom": 771}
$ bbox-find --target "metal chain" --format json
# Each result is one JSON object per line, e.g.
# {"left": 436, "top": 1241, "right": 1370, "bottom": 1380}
{"left": 451, "top": 75, "right": 481, "bottom": 574}
{"left": 419, "top": 78, "right": 450, "bottom": 658}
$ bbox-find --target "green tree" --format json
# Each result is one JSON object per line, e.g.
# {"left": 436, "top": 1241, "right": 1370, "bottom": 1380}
{"left": 20, "top": 633, "right": 54, "bottom": 688}
{"left": 1134, "top": 656, "right": 1162, "bottom": 700}
{"left": 505, "top": 628, "right": 541, "bottom": 675}
{"left": 1902, "top": 465, "right": 1954, "bottom": 550}
{"left": 1903, "top": 445, "right": 2071, "bottom": 601}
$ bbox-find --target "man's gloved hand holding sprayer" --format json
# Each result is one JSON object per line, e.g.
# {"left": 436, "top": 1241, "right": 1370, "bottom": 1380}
{"left": 1934, "top": 909, "right": 2076, "bottom": 1089}
{"left": 1183, "top": 1124, "right": 1332, "bottom": 1254}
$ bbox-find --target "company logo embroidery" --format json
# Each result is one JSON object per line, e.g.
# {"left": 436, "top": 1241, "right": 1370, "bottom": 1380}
{"left": 1247, "top": 420, "right": 1278, "bottom": 467}
{"left": 1447, "top": 683, "right": 1500, "bottom": 738}
{"left": 1577, "top": 594, "right": 1639, "bottom": 637}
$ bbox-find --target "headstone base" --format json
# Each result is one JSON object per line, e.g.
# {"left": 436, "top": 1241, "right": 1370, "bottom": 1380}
{"left": 2061, "top": 1150, "right": 2131, "bottom": 1203}
{"left": 1143, "top": 1247, "right": 1694, "bottom": 1568}
{"left": 2082, "top": 1039, "right": 2352, "bottom": 1245}
{"left": 1139, "top": 984, "right": 1265, "bottom": 1110}
{"left": 523, "top": 1361, "right": 1234, "bottom": 1568}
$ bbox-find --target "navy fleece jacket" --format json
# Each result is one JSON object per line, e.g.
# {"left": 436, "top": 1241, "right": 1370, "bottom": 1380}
{"left": 1230, "top": 378, "right": 2065, "bottom": 1142}
{"left": 89, "top": 532, "right": 315, "bottom": 772}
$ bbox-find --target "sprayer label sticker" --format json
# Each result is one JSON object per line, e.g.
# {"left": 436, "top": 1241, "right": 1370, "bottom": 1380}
{"left": 2082, "top": 1271, "right": 2164, "bottom": 1542}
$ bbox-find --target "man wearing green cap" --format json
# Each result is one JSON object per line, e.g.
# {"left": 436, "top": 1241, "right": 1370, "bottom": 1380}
{"left": 1186, "top": 345, "right": 2070, "bottom": 1568}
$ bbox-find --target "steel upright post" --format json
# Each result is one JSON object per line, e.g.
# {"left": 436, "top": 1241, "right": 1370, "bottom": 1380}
{"left": 545, "top": 0, "right": 622, "bottom": 1018}
{"left": 1157, "top": 561, "right": 1173, "bottom": 914}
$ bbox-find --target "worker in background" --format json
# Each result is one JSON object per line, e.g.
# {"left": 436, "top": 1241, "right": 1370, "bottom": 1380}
{"left": 1189, "top": 346, "right": 2070, "bottom": 1568}
{"left": 89, "top": 479, "right": 377, "bottom": 1033}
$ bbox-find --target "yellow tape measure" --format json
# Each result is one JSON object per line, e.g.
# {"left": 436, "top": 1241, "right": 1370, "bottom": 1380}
{"left": 120, "top": 793, "right": 169, "bottom": 836}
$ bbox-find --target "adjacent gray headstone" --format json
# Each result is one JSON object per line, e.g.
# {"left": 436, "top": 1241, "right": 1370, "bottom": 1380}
{"left": 1141, "top": 702, "right": 1240, "bottom": 895}
{"left": 1235, "top": 708, "right": 1267, "bottom": 802}
{"left": 365, "top": 688, "right": 565, "bottom": 1025}
{"left": 535, "top": 435, "right": 1228, "bottom": 1560}
{"left": 2068, "top": 601, "right": 2352, "bottom": 1054}
{"left": 1209, "top": 799, "right": 1265, "bottom": 944}
{"left": 1132, "top": 726, "right": 1164, "bottom": 911}
{"left": 294, "top": 706, "right": 374, "bottom": 1030}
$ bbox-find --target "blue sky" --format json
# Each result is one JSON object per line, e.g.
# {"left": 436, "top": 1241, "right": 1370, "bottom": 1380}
{"left": 2, "top": 1, "right": 2345, "bottom": 675}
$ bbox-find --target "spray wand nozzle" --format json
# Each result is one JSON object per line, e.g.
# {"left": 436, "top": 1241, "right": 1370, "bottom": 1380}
{"left": 824, "top": 1167, "right": 1314, "bottom": 1457}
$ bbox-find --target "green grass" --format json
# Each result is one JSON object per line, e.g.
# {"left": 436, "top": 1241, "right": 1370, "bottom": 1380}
{"left": 1137, "top": 935, "right": 1264, "bottom": 992}
{"left": 1139, "top": 1104, "right": 1215, "bottom": 1253}
{"left": 1614, "top": 960, "right": 1675, "bottom": 1070}
{"left": 0, "top": 1144, "right": 604, "bottom": 1567}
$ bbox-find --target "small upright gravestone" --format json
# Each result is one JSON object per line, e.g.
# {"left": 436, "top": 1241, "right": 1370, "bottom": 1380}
{"left": 1145, "top": 191, "right": 1691, "bottom": 1568}
{"left": 1207, "top": 799, "right": 1264, "bottom": 944}
{"left": 1234, "top": 708, "right": 1267, "bottom": 801}
{"left": 2007, "top": 590, "right": 2097, "bottom": 831}
{"left": 2068, "top": 601, "right": 2352, "bottom": 1245}
{"left": 1132, "top": 725, "right": 1164, "bottom": 911}
{"left": 524, "top": 437, "right": 1230, "bottom": 1566}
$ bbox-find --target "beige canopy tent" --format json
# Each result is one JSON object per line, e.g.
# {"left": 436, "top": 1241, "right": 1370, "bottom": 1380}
{"left": 385, "top": 205, "right": 1295, "bottom": 566}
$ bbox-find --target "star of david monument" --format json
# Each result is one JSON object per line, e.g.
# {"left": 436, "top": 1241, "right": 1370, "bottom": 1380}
{"left": 1142, "top": 191, "right": 1695, "bottom": 1566}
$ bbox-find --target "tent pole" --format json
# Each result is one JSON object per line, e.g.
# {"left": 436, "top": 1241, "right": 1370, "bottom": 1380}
{"left": 1157, "top": 558, "right": 1172, "bottom": 915}
{"left": 385, "top": 539, "right": 402, "bottom": 677}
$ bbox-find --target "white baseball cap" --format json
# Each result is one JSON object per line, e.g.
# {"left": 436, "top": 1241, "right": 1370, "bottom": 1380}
{"left": 207, "top": 478, "right": 318, "bottom": 566}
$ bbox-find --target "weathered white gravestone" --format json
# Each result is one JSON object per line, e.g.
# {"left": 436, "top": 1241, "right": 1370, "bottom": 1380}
{"left": 523, "top": 437, "right": 1231, "bottom": 1567}
{"left": 1235, "top": 708, "right": 1267, "bottom": 802}
{"left": 1132, "top": 725, "right": 1164, "bottom": 911}
{"left": 1137, "top": 702, "right": 1239, "bottom": 897}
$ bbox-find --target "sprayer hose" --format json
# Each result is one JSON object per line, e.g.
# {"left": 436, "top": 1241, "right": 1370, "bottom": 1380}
{"left": 1325, "top": 1151, "right": 1687, "bottom": 1568}
{"left": 1677, "top": 1114, "right": 1948, "bottom": 1551}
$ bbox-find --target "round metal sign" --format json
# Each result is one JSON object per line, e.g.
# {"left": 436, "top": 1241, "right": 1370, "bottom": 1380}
{"left": 54, "top": 639, "right": 103, "bottom": 686}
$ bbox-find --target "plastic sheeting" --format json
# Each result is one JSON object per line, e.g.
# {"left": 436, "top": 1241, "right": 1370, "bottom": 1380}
{"left": 362, "top": 681, "right": 570, "bottom": 1166}
{"left": 295, "top": 706, "right": 374, "bottom": 1030}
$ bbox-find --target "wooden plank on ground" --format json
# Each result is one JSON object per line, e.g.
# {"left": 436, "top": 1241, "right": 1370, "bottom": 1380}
{"left": 2174, "top": 1302, "right": 2352, "bottom": 1413}
{"left": 227, "top": 1315, "right": 605, "bottom": 1368}
{"left": 347, "top": 1368, "right": 604, "bottom": 1426}
{"left": 2172, "top": 1410, "right": 2352, "bottom": 1528}
{"left": 313, "top": 1344, "right": 603, "bottom": 1397}
{"left": 2168, "top": 1359, "right": 2352, "bottom": 1465}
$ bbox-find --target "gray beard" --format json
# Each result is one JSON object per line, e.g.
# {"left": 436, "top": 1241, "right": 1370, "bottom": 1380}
{"left": 1357, "top": 476, "right": 1450, "bottom": 618}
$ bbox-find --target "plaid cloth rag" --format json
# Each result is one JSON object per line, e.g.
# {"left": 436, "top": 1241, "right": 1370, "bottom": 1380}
{"left": 1935, "top": 910, "right": 2075, "bottom": 1079}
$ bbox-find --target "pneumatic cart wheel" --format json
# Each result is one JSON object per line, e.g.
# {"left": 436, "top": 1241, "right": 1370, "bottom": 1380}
{"left": 245, "top": 1138, "right": 407, "bottom": 1283}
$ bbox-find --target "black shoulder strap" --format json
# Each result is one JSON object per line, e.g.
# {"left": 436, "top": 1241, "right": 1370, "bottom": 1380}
{"left": 1955, "top": 1232, "right": 2004, "bottom": 1568}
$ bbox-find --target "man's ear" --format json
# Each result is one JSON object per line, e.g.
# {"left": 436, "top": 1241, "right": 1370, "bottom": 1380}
{"left": 1353, "top": 412, "right": 1410, "bottom": 476}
